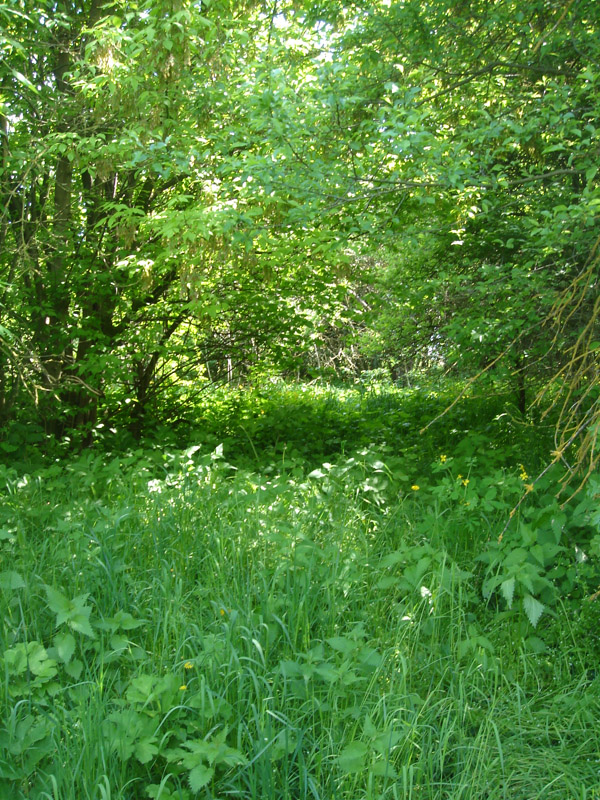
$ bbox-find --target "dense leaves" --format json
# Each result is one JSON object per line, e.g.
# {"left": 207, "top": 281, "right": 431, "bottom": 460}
{"left": 0, "top": 0, "right": 598, "bottom": 451}
{"left": 1, "top": 380, "right": 599, "bottom": 798}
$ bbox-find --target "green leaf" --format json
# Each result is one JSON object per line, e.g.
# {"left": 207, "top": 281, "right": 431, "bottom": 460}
{"left": 69, "top": 612, "right": 96, "bottom": 639}
{"left": 112, "top": 610, "right": 146, "bottom": 630}
{"left": 29, "top": 646, "right": 58, "bottom": 679}
{"left": 500, "top": 577, "right": 515, "bottom": 609}
{"left": 370, "top": 760, "right": 399, "bottom": 778}
{"left": 110, "top": 633, "right": 130, "bottom": 652}
{"left": 336, "top": 741, "right": 368, "bottom": 773}
{"left": 127, "top": 674, "right": 158, "bottom": 704}
{"left": 279, "top": 660, "right": 302, "bottom": 678}
{"left": 380, "top": 552, "right": 404, "bottom": 568}
{"left": 523, "top": 594, "right": 544, "bottom": 627}
{"left": 10, "top": 69, "right": 40, "bottom": 94}
{"left": 524, "top": 636, "right": 547, "bottom": 654}
{"left": 3, "top": 642, "right": 32, "bottom": 675}
{"left": 45, "top": 585, "right": 71, "bottom": 620}
{"left": 146, "top": 783, "right": 178, "bottom": 800}
{"left": 0, "top": 571, "right": 25, "bottom": 590}
{"left": 54, "top": 631, "right": 76, "bottom": 664}
{"left": 376, "top": 575, "right": 397, "bottom": 589}
{"left": 372, "top": 730, "right": 402, "bottom": 755}
{"left": 326, "top": 636, "right": 357, "bottom": 656}
{"left": 3, "top": 642, "right": 57, "bottom": 680}
{"left": 315, "top": 663, "right": 340, "bottom": 682}
{"left": 188, "top": 764, "right": 214, "bottom": 792}
{"left": 65, "top": 658, "right": 83, "bottom": 679}
{"left": 135, "top": 737, "right": 159, "bottom": 764}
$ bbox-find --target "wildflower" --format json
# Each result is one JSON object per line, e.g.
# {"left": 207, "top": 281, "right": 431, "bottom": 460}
{"left": 524, "top": 483, "right": 534, "bottom": 493}
{"left": 440, "top": 454, "right": 447, "bottom": 463}
{"left": 462, "top": 478, "right": 469, "bottom": 486}
{"left": 519, "top": 464, "right": 528, "bottom": 481}
{"left": 184, "top": 662, "right": 194, "bottom": 670}
{"left": 457, "top": 474, "right": 463, "bottom": 481}
{"left": 411, "top": 485, "right": 420, "bottom": 491}
{"left": 179, "top": 685, "right": 187, "bottom": 691}
{"left": 220, "top": 608, "right": 226, "bottom": 616}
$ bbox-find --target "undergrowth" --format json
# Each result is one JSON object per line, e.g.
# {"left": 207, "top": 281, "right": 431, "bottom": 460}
{"left": 1, "top": 381, "right": 599, "bottom": 799}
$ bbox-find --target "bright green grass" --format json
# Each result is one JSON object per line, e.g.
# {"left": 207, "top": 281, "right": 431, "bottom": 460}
{"left": 165, "top": 375, "right": 554, "bottom": 470}
{"left": 1, "top": 384, "right": 599, "bottom": 799}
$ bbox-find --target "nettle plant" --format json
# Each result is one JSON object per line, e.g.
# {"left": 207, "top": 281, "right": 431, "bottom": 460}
{"left": 375, "top": 444, "right": 600, "bottom": 631}
{"left": 1, "top": 587, "right": 246, "bottom": 797}
{"left": 428, "top": 455, "right": 600, "bottom": 628}
{"left": 0, "top": 466, "right": 247, "bottom": 797}
{"left": 477, "top": 470, "right": 598, "bottom": 626}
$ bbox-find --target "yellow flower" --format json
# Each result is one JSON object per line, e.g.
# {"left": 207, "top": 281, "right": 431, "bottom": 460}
{"left": 457, "top": 474, "right": 463, "bottom": 481}
{"left": 524, "top": 483, "right": 534, "bottom": 493}
{"left": 411, "top": 485, "right": 420, "bottom": 491}
{"left": 179, "top": 685, "right": 187, "bottom": 691}
{"left": 184, "top": 662, "right": 194, "bottom": 670}
{"left": 440, "top": 454, "right": 447, "bottom": 463}
{"left": 462, "top": 478, "right": 469, "bottom": 486}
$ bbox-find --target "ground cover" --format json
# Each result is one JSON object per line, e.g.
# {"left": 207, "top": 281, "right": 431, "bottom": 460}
{"left": 1, "top": 381, "right": 599, "bottom": 799}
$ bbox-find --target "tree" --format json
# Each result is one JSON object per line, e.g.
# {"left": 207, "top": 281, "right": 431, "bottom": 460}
{"left": 1, "top": 0, "right": 598, "bottom": 462}
{"left": 283, "top": 0, "right": 600, "bottom": 440}
{"left": 0, "top": 0, "right": 354, "bottom": 438}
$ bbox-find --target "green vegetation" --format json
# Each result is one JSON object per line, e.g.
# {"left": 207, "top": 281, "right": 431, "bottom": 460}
{"left": 2, "top": 381, "right": 600, "bottom": 798}
{"left": 1, "top": 0, "right": 599, "bottom": 459}
{"left": 1, "top": 0, "right": 600, "bottom": 797}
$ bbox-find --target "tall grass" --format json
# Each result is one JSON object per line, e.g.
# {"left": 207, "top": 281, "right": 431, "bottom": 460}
{"left": 1, "top": 383, "right": 599, "bottom": 799}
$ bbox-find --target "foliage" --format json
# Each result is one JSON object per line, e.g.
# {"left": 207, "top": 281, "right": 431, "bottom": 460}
{"left": 0, "top": 0, "right": 359, "bottom": 437}
{"left": 1, "top": 4, "right": 599, "bottom": 797}
{"left": 1, "top": 381, "right": 599, "bottom": 798}
{"left": 325, "top": 0, "right": 599, "bottom": 428}
{"left": 1, "top": 0, "right": 598, "bottom": 451}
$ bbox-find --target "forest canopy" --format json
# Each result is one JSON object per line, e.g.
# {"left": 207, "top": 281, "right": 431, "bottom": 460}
{"left": 0, "top": 0, "right": 598, "bottom": 454}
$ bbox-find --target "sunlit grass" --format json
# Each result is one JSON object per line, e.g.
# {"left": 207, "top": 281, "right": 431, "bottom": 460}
{"left": 0, "top": 382, "right": 598, "bottom": 799}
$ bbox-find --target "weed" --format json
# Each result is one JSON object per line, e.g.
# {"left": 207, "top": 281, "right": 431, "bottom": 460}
{"left": 1, "top": 382, "right": 599, "bottom": 799}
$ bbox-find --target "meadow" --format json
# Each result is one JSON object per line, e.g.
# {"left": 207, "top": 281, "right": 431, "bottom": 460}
{"left": 1, "top": 379, "right": 599, "bottom": 800}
